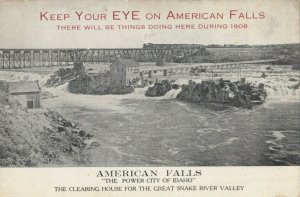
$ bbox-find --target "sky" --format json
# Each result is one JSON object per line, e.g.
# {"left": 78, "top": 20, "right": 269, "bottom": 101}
{"left": 0, "top": 0, "right": 299, "bottom": 48}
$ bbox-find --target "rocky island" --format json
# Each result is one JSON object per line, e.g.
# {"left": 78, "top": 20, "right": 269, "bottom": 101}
{"left": 68, "top": 72, "right": 134, "bottom": 95}
{"left": 45, "top": 59, "right": 140, "bottom": 95}
{"left": 145, "top": 80, "right": 173, "bottom": 97}
{"left": 177, "top": 79, "right": 267, "bottom": 108}
{"left": 145, "top": 78, "right": 267, "bottom": 108}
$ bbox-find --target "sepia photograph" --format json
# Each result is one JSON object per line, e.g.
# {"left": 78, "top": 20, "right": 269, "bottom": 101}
{"left": 1, "top": 43, "right": 299, "bottom": 167}
{"left": 0, "top": 1, "right": 299, "bottom": 196}
{"left": 0, "top": 1, "right": 299, "bottom": 167}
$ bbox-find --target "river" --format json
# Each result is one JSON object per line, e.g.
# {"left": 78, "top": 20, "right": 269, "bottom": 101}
{"left": 1, "top": 64, "right": 299, "bottom": 166}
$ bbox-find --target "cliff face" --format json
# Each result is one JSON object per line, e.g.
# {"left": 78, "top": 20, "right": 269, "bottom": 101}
{"left": 176, "top": 79, "right": 267, "bottom": 108}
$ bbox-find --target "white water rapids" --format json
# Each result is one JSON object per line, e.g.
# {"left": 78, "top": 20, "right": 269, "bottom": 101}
{"left": 0, "top": 64, "right": 299, "bottom": 166}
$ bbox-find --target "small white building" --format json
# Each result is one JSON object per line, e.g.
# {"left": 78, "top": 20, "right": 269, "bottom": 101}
{"left": 8, "top": 81, "right": 41, "bottom": 109}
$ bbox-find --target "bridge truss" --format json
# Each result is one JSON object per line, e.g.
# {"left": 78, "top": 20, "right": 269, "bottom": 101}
{"left": 0, "top": 48, "right": 200, "bottom": 69}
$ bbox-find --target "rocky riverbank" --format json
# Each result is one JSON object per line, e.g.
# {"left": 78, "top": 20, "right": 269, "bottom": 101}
{"left": 45, "top": 63, "right": 85, "bottom": 87}
{"left": 176, "top": 79, "right": 267, "bottom": 108}
{"left": 0, "top": 80, "right": 92, "bottom": 167}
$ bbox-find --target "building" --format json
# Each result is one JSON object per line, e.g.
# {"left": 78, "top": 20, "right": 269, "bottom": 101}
{"left": 8, "top": 81, "right": 41, "bottom": 109}
{"left": 110, "top": 58, "right": 140, "bottom": 86}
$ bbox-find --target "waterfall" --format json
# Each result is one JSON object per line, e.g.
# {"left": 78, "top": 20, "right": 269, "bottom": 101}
{"left": 163, "top": 88, "right": 182, "bottom": 99}
{"left": 265, "top": 86, "right": 300, "bottom": 102}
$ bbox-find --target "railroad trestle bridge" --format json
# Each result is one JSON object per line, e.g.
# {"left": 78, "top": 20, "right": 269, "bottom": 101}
{"left": 0, "top": 48, "right": 200, "bottom": 69}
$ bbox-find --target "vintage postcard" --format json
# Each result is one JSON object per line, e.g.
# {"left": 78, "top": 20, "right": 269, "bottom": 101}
{"left": 0, "top": 0, "right": 299, "bottom": 196}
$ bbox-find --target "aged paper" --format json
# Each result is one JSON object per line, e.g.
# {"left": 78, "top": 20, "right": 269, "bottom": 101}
{"left": 0, "top": 0, "right": 299, "bottom": 196}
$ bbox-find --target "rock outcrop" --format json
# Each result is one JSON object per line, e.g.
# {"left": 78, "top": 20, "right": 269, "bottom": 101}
{"left": 176, "top": 79, "right": 267, "bottom": 108}
{"left": 145, "top": 80, "right": 172, "bottom": 97}
{"left": 291, "top": 65, "right": 300, "bottom": 70}
{"left": 68, "top": 73, "right": 110, "bottom": 94}
{"left": 288, "top": 81, "right": 300, "bottom": 90}
{"left": 68, "top": 72, "right": 134, "bottom": 95}
{"left": 0, "top": 81, "right": 92, "bottom": 167}
{"left": 45, "top": 63, "right": 85, "bottom": 87}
